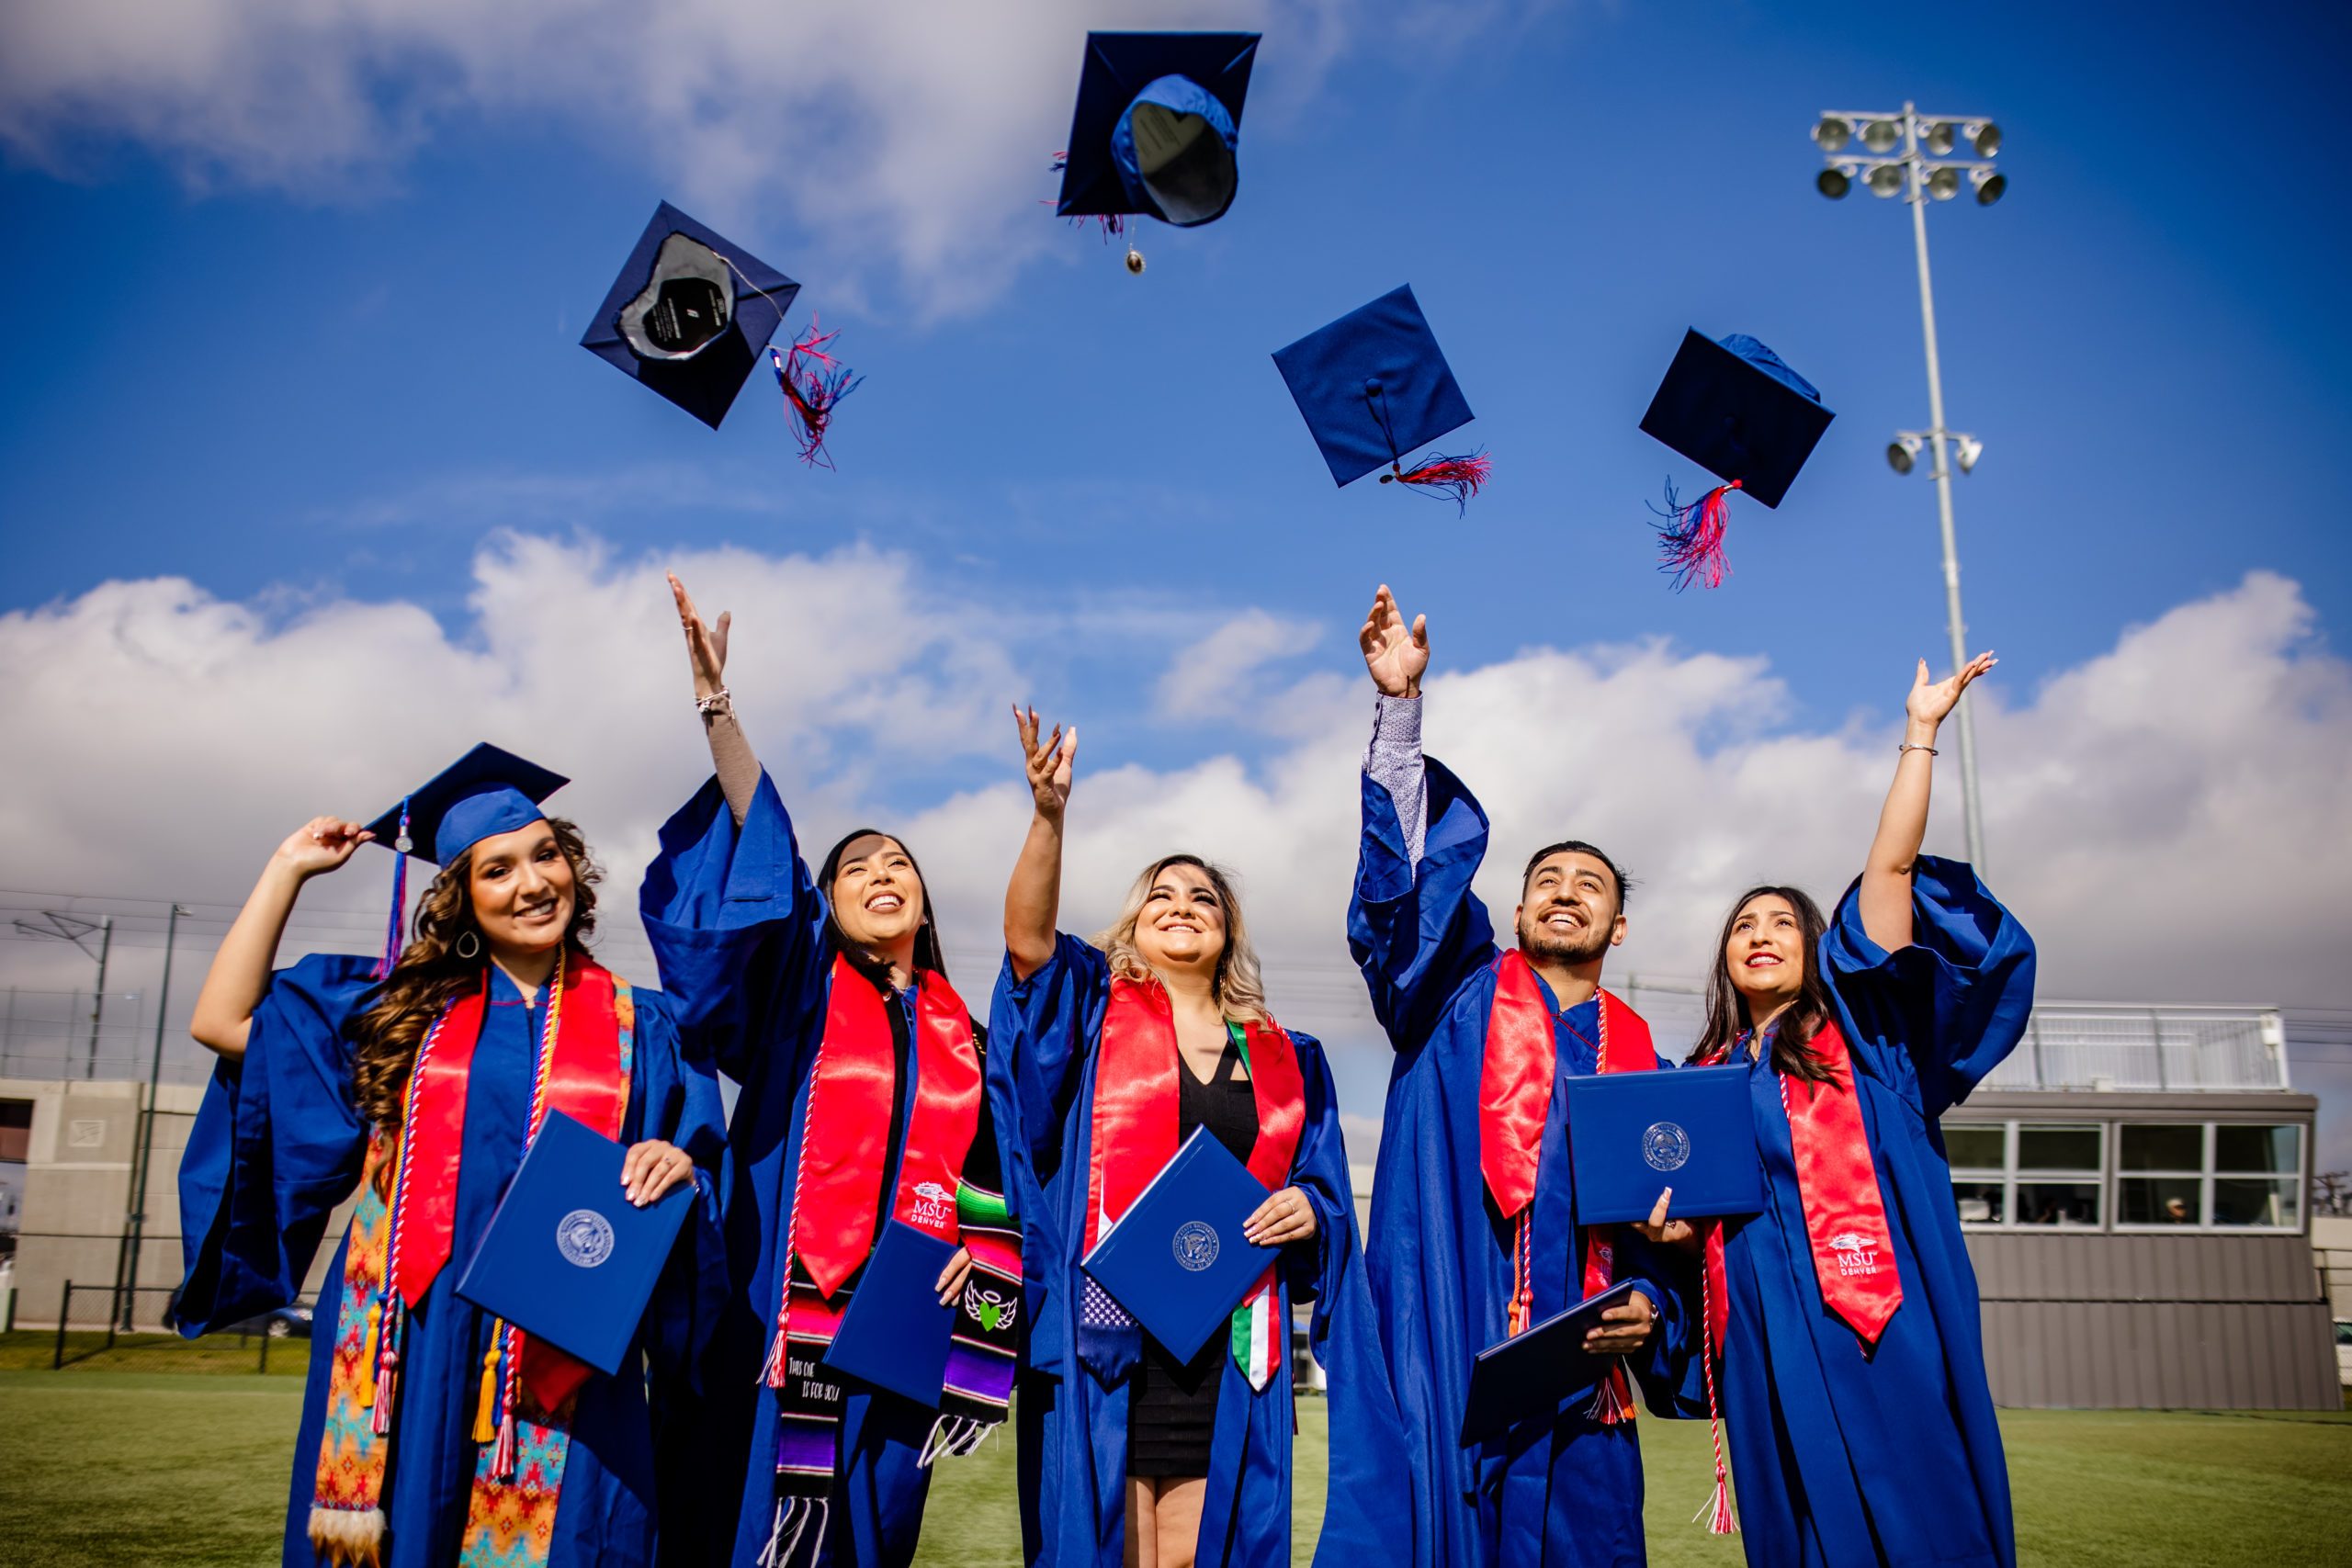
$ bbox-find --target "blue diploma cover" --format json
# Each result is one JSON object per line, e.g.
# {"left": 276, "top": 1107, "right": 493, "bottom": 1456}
{"left": 1564, "top": 1063, "right": 1764, "bottom": 1224}
{"left": 820, "top": 1219, "right": 959, "bottom": 1407}
{"left": 454, "top": 1111, "right": 693, "bottom": 1376}
{"left": 1081, "top": 1127, "right": 1277, "bottom": 1363}
{"left": 1460, "top": 1278, "right": 1642, "bottom": 1442}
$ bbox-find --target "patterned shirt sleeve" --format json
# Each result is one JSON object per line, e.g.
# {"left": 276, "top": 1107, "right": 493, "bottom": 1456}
{"left": 1363, "top": 693, "right": 1429, "bottom": 869}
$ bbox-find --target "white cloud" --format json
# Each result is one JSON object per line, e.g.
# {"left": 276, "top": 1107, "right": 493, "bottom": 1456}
{"left": 0, "top": 0, "right": 1370, "bottom": 317}
{"left": 5, "top": 540, "right": 2347, "bottom": 1153}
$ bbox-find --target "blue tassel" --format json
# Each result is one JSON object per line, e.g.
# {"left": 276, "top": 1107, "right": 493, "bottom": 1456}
{"left": 371, "top": 800, "right": 411, "bottom": 979}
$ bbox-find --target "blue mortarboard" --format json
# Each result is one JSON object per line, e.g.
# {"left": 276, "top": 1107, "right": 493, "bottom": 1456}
{"left": 581, "top": 203, "right": 799, "bottom": 430}
{"left": 1637, "top": 330, "right": 1836, "bottom": 589}
{"left": 1272, "top": 285, "right": 1490, "bottom": 512}
{"left": 1057, "top": 32, "right": 1259, "bottom": 228}
{"left": 361, "top": 744, "right": 571, "bottom": 976}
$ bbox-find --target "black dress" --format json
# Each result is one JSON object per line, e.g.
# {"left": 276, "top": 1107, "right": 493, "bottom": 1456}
{"left": 1126, "top": 1030, "right": 1261, "bottom": 1478}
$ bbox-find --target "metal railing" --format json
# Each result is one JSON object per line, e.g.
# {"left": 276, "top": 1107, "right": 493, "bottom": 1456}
{"left": 1985, "top": 1005, "right": 2289, "bottom": 1092}
{"left": 42, "top": 1279, "right": 316, "bottom": 1372}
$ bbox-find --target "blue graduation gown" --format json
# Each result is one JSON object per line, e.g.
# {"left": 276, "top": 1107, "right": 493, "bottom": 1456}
{"left": 1692, "top": 859, "right": 2034, "bottom": 1568}
{"left": 989, "top": 934, "right": 1386, "bottom": 1568}
{"left": 1333, "top": 761, "right": 1693, "bottom": 1568}
{"left": 175, "top": 955, "right": 728, "bottom": 1568}
{"left": 639, "top": 773, "right": 1000, "bottom": 1568}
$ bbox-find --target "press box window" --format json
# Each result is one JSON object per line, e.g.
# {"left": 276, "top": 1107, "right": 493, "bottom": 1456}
{"left": 1943, "top": 1122, "right": 2102, "bottom": 1229}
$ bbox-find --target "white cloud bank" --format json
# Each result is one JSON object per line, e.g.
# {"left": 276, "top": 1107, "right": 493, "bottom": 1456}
{"left": 6, "top": 535, "right": 2347, "bottom": 1038}
{"left": 0, "top": 0, "right": 1367, "bottom": 316}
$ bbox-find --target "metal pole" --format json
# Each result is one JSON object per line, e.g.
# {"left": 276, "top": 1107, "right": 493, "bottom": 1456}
{"left": 85, "top": 917, "right": 114, "bottom": 1079}
{"left": 1903, "top": 104, "right": 1989, "bottom": 870}
{"left": 55, "top": 1280, "right": 71, "bottom": 1369}
{"left": 119, "top": 904, "right": 182, "bottom": 1331}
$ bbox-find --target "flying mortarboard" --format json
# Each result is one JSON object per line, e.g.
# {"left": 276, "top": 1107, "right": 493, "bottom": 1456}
{"left": 1638, "top": 330, "right": 1835, "bottom": 590}
{"left": 582, "top": 203, "right": 863, "bottom": 462}
{"left": 1272, "top": 285, "right": 1491, "bottom": 513}
{"left": 361, "top": 743, "right": 571, "bottom": 976}
{"left": 1053, "top": 31, "right": 1260, "bottom": 273}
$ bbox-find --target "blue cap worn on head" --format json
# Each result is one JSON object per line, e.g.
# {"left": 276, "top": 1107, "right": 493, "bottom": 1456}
{"left": 1638, "top": 330, "right": 1834, "bottom": 510}
{"left": 1273, "top": 285, "right": 1480, "bottom": 491}
{"left": 581, "top": 203, "right": 800, "bottom": 430}
{"left": 363, "top": 743, "right": 571, "bottom": 867}
{"left": 1057, "top": 32, "right": 1259, "bottom": 226}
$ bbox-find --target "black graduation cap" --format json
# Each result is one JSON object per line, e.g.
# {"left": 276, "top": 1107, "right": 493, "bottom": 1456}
{"left": 1057, "top": 32, "right": 1259, "bottom": 230}
{"left": 361, "top": 744, "right": 570, "bottom": 975}
{"left": 581, "top": 203, "right": 799, "bottom": 430}
{"left": 1272, "top": 285, "right": 1490, "bottom": 512}
{"left": 1638, "top": 330, "right": 1835, "bottom": 590}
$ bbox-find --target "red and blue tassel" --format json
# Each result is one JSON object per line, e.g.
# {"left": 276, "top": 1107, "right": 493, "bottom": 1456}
{"left": 1380, "top": 451, "right": 1491, "bottom": 515}
{"left": 770, "top": 319, "right": 863, "bottom": 468}
{"left": 1651, "top": 478, "right": 1742, "bottom": 592}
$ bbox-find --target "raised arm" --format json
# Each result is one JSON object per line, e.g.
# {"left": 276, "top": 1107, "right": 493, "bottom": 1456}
{"left": 1003, "top": 705, "right": 1075, "bottom": 981}
{"left": 1857, "top": 651, "right": 1996, "bottom": 953}
{"left": 1359, "top": 584, "right": 1431, "bottom": 863}
{"left": 188, "top": 818, "right": 371, "bottom": 1058}
{"left": 669, "top": 571, "right": 762, "bottom": 827}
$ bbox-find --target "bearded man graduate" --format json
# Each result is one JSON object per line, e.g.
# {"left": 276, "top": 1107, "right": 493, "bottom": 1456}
{"left": 1320, "top": 586, "right": 1693, "bottom": 1568}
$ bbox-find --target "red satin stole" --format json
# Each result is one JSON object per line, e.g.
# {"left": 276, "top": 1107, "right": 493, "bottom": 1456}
{"left": 1083, "top": 976, "right": 1306, "bottom": 1270}
{"left": 1480, "top": 949, "right": 1655, "bottom": 1358}
{"left": 392, "top": 961, "right": 628, "bottom": 1409}
{"left": 795, "top": 954, "right": 981, "bottom": 1298}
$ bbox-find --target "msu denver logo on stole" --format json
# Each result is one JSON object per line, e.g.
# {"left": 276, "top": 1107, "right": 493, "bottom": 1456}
{"left": 1642, "top": 1121, "right": 1692, "bottom": 1173}
{"left": 1830, "top": 1231, "right": 1883, "bottom": 1276}
{"left": 912, "top": 1180, "right": 955, "bottom": 1230}
{"left": 555, "top": 1208, "right": 616, "bottom": 1269}
{"left": 1172, "top": 1221, "right": 1221, "bottom": 1273}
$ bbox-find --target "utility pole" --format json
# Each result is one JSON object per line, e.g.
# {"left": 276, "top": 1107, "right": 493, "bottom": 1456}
{"left": 117, "top": 904, "right": 188, "bottom": 1331}
{"left": 11, "top": 911, "right": 116, "bottom": 1077}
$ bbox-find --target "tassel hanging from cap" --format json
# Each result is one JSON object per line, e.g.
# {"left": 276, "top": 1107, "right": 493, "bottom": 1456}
{"left": 769, "top": 320, "right": 864, "bottom": 469}
{"left": 370, "top": 800, "right": 412, "bottom": 980}
{"left": 1651, "top": 479, "right": 1742, "bottom": 592}
{"left": 471, "top": 1337, "right": 501, "bottom": 1447}
{"left": 1380, "top": 451, "right": 1490, "bottom": 515}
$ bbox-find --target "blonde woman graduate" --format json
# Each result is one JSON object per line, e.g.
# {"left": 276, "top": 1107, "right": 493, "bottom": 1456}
{"left": 636, "top": 576, "right": 1022, "bottom": 1568}
{"left": 174, "top": 747, "right": 727, "bottom": 1568}
{"left": 992, "top": 708, "right": 1390, "bottom": 1568}
{"left": 1642, "top": 652, "right": 2036, "bottom": 1568}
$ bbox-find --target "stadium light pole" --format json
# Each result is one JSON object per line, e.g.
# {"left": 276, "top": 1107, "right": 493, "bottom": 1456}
{"left": 117, "top": 903, "right": 189, "bottom": 1330}
{"left": 1814, "top": 102, "right": 2002, "bottom": 869}
{"left": 11, "top": 911, "right": 115, "bottom": 1077}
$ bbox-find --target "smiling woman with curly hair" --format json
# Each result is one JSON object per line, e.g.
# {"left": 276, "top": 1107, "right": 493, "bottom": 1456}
{"left": 175, "top": 747, "right": 725, "bottom": 1568}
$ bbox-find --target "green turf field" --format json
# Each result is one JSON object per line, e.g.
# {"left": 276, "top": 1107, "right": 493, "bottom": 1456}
{"left": 2, "top": 1367, "right": 2346, "bottom": 1566}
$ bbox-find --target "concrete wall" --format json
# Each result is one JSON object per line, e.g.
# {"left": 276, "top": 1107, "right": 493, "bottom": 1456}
{"left": 2313, "top": 1214, "right": 2352, "bottom": 1323}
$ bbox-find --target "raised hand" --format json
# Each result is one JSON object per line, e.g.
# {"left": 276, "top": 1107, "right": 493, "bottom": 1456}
{"left": 1013, "top": 705, "right": 1075, "bottom": 821}
{"left": 271, "top": 817, "right": 371, "bottom": 880}
{"left": 668, "top": 571, "right": 731, "bottom": 701}
{"left": 1906, "top": 650, "right": 1996, "bottom": 732}
{"left": 1359, "top": 584, "right": 1429, "bottom": 698}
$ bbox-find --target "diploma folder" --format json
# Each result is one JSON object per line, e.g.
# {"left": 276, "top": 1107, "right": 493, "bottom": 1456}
{"left": 820, "top": 1220, "right": 958, "bottom": 1407}
{"left": 1080, "top": 1127, "right": 1278, "bottom": 1363}
{"left": 1563, "top": 1063, "right": 1764, "bottom": 1224}
{"left": 454, "top": 1111, "right": 693, "bottom": 1376}
{"left": 1460, "top": 1279, "right": 1641, "bottom": 1443}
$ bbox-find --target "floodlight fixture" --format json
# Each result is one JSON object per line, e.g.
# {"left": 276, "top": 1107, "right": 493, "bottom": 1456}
{"left": 1866, "top": 164, "right": 1905, "bottom": 197}
{"left": 1817, "top": 165, "right": 1853, "bottom": 199}
{"left": 1926, "top": 165, "right": 1962, "bottom": 201}
{"left": 1924, "top": 120, "right": 1958, "bottom": 156}
{"left": 1954, "top": 434, "right": 1984, "bottom": 473}
{"left": 1888, "top": 434, "right": 1923, "bottom": 475}
{"left": 1972, "top": 168, "right": 2007, "bottom": 206}
{"left": 1813, "top": 116, "right": 1853, "bottom": 152}
{"left": 1861, "top": 118, "right": 1901, "bottom": 152}
{"left": 1968, "top": 121, "right": 2002, "bottom": 157}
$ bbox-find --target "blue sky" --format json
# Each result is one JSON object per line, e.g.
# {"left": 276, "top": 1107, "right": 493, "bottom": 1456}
{"left": 4, "top": 1, "right": 2349, "bottom": 1153}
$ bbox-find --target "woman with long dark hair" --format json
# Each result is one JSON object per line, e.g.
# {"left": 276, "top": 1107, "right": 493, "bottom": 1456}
{"left": 638, "top": 576, "right": 1020, "bottom": 1568}
{"left": 993, "top": 708, "right": 1385, "bottom": 1568}
{"left": 1641, "top": 652, "right": 2036, "bottom": 1568}
{"left": 176, "top": 750, "right": 726, "bottom": 1568}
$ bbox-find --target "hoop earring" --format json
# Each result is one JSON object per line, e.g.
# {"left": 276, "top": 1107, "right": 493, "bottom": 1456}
{"left": 455, "top": 929, "right": 482, "bottom": 961}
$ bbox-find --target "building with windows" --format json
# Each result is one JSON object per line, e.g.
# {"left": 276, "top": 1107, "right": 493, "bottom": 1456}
{"left": 1942, "top": 1004, "right": 2337, "bottom": 1409}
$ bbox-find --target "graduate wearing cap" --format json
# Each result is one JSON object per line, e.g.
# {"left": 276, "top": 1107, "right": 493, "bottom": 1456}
{"left": 991, "top": 707, "right": 1386, "bottom": 1568}
{"left": 1319, "top": 586, "right": 1698, "bottom": 1568}
{"left": 635, "top": 577, "right": 1022, "bottom": 1568}
{"left": 175, "top": 750, "right": 727, "bottom": 1568}
{"left": 1634, "top": 651, "right": 2033, "bottom": 1568}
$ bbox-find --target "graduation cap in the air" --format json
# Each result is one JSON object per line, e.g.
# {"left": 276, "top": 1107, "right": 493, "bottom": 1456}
{"left": 1638, "top": 330, "right": 1836, "bottom": 591}
{"left": 361, "top": 743, "right": 571, "bottom": 976}
{"left": 1054, "top": 31, "right": 1259, "bottom": 271}
{"left": 1272, "top": 285, "right": 1491, "bottom": 513}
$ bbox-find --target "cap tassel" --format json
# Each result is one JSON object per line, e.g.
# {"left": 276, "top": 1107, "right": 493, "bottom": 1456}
{"left": 471, "top": 1339, "right": 501, "bottom": 1447}
{"left": 769, "top": 320, "right": 864, "bottom": 468}
{"left": 370, "top": 800, "right": 412, "bottom": 980}
{"left": 1588, "top": 1360, "right": 1635, "bottom": 1425}
{"left": 1380, "top": 451, "right": 1490, "bottom": 514}
{"left": 1651, "top": 479, "right": 1742, "bottom": 592}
